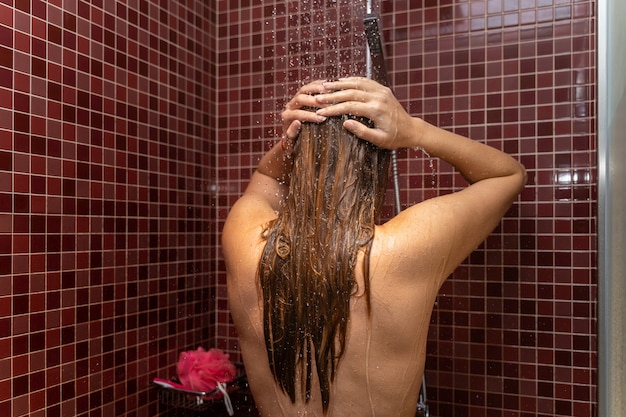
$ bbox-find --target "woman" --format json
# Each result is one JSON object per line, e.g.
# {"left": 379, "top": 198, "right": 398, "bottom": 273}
{"left": 222, "top": 78, "right": 526, "bottom": 417}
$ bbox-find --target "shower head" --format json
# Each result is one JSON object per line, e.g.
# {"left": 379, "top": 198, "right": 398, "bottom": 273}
{"left": 364, "top": 13, "right": 390, "bottom": 87}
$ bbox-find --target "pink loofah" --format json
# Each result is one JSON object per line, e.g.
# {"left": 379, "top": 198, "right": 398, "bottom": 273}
{"left": 177, "top": 347, "right": 237, "bottom": 392}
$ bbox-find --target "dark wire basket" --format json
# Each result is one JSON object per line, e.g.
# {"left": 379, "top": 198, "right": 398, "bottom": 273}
{"left": 154, "top": 363, "right": 248, "bottom": 412}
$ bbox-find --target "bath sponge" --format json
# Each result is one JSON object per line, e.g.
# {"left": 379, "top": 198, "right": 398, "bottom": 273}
{"left": 176, "top": 347, "right": 237, "bottom": 392}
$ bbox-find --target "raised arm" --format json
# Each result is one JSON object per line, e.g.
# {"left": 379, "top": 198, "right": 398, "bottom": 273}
{"left": 316, "top": 77, "right": 525, "bottom": 184}
{"left": 316, "top": 77, "right": 526, "bottom": 283}
{"left": 223, "top": 82, "right": 329, "bottom": 264}
{"left": 240, "top": 81, "right": 328, "bottom": 214}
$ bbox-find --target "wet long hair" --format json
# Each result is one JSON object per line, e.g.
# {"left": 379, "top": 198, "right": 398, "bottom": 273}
{"left": 258, "top": 115, "right": 391, "bottom": 412}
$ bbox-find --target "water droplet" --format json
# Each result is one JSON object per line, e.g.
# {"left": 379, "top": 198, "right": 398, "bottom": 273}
{"left": 415, "top": 147, "right": 437, "bottom": 188}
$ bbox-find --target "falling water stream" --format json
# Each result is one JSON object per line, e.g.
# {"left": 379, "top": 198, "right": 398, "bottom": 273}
{"left": 267, "top": 1, "right": 433, "bottom": 415}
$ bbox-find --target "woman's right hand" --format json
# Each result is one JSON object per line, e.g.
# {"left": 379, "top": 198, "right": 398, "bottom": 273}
{"left": 280, "top": 80, "right": 329, "bottom": 146}
{"left": 314, "top": 77, "right": 423, "bottom": 150}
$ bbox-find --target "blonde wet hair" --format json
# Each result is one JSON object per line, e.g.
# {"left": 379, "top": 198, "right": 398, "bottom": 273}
{"left": 258, "top": 115, "right": 391, "bottom": 412}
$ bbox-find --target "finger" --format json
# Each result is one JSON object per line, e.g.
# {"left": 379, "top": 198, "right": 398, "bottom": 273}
{"left": 285, "top": 120, "right": 301, "bottom": 140}
{"left": 314, "top": 101, "right": 374, "bottom": 119}
{"left": 285, "top": 93, "right": 320, "bottom": 110}
{"left": 297, "top": 80, "right": 327, "bottom": 94}
{"left": 314, "top": 89, "right": 369, "bottom": 105}
{"left": 343, "top": 120, "right": 387, "bottom": 148}
{"left": 282, "top": 108, "right": 327, "bottom": 124}
{"left": 323, "top": 77, "right": 377, "bottom": 92}
{"left": 285, "top": 81, "right": 331, "bottom": 109}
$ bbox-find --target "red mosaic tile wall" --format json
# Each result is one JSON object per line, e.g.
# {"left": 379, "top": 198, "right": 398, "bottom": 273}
{"left": 0, "top": 0, "right": 597, "bottom": 415}
{"left": 1, "top": 1, "right": 218, "bottom": 416}
{"left": 215, "top": 1, "right": 597, "bottom": 417}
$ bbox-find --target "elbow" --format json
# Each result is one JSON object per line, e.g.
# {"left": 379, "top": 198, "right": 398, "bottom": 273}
{"left": 520, "top": 162, "right": 528, "bottom": 186}
{"left": 515, "top": 162, "right": 528, "bottom": 194}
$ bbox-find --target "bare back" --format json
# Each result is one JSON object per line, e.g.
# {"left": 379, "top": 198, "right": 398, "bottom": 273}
{"left": 224, "top": 189, "right": 463, "bottom": 417}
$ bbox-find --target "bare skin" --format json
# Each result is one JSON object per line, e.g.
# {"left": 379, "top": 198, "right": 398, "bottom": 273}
{"left": 223, "top": 78, "right": 526, "bottom": 417}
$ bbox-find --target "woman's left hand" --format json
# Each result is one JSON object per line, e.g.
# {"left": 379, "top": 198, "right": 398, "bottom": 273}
{"left": 314, "top": 77, "right": 418, "bottom": 150}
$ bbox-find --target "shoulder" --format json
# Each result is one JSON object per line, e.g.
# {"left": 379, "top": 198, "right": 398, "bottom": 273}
{"left": 222, "top": 196, "right": 270, "bottom": 318}
{"left": 372, "top": 193, "right": 475, "bottom": 288}
{"left": 371, "top": 219, "right": 449, "bottom": 286}
{"left": 375, "top": 179, "right": 518, "bottom": 286}
{"left": 223, "top": 194, "right": 276, "bottom": 247}
{"left": 222, "top": 198, "right": 276, "bottom": 304}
